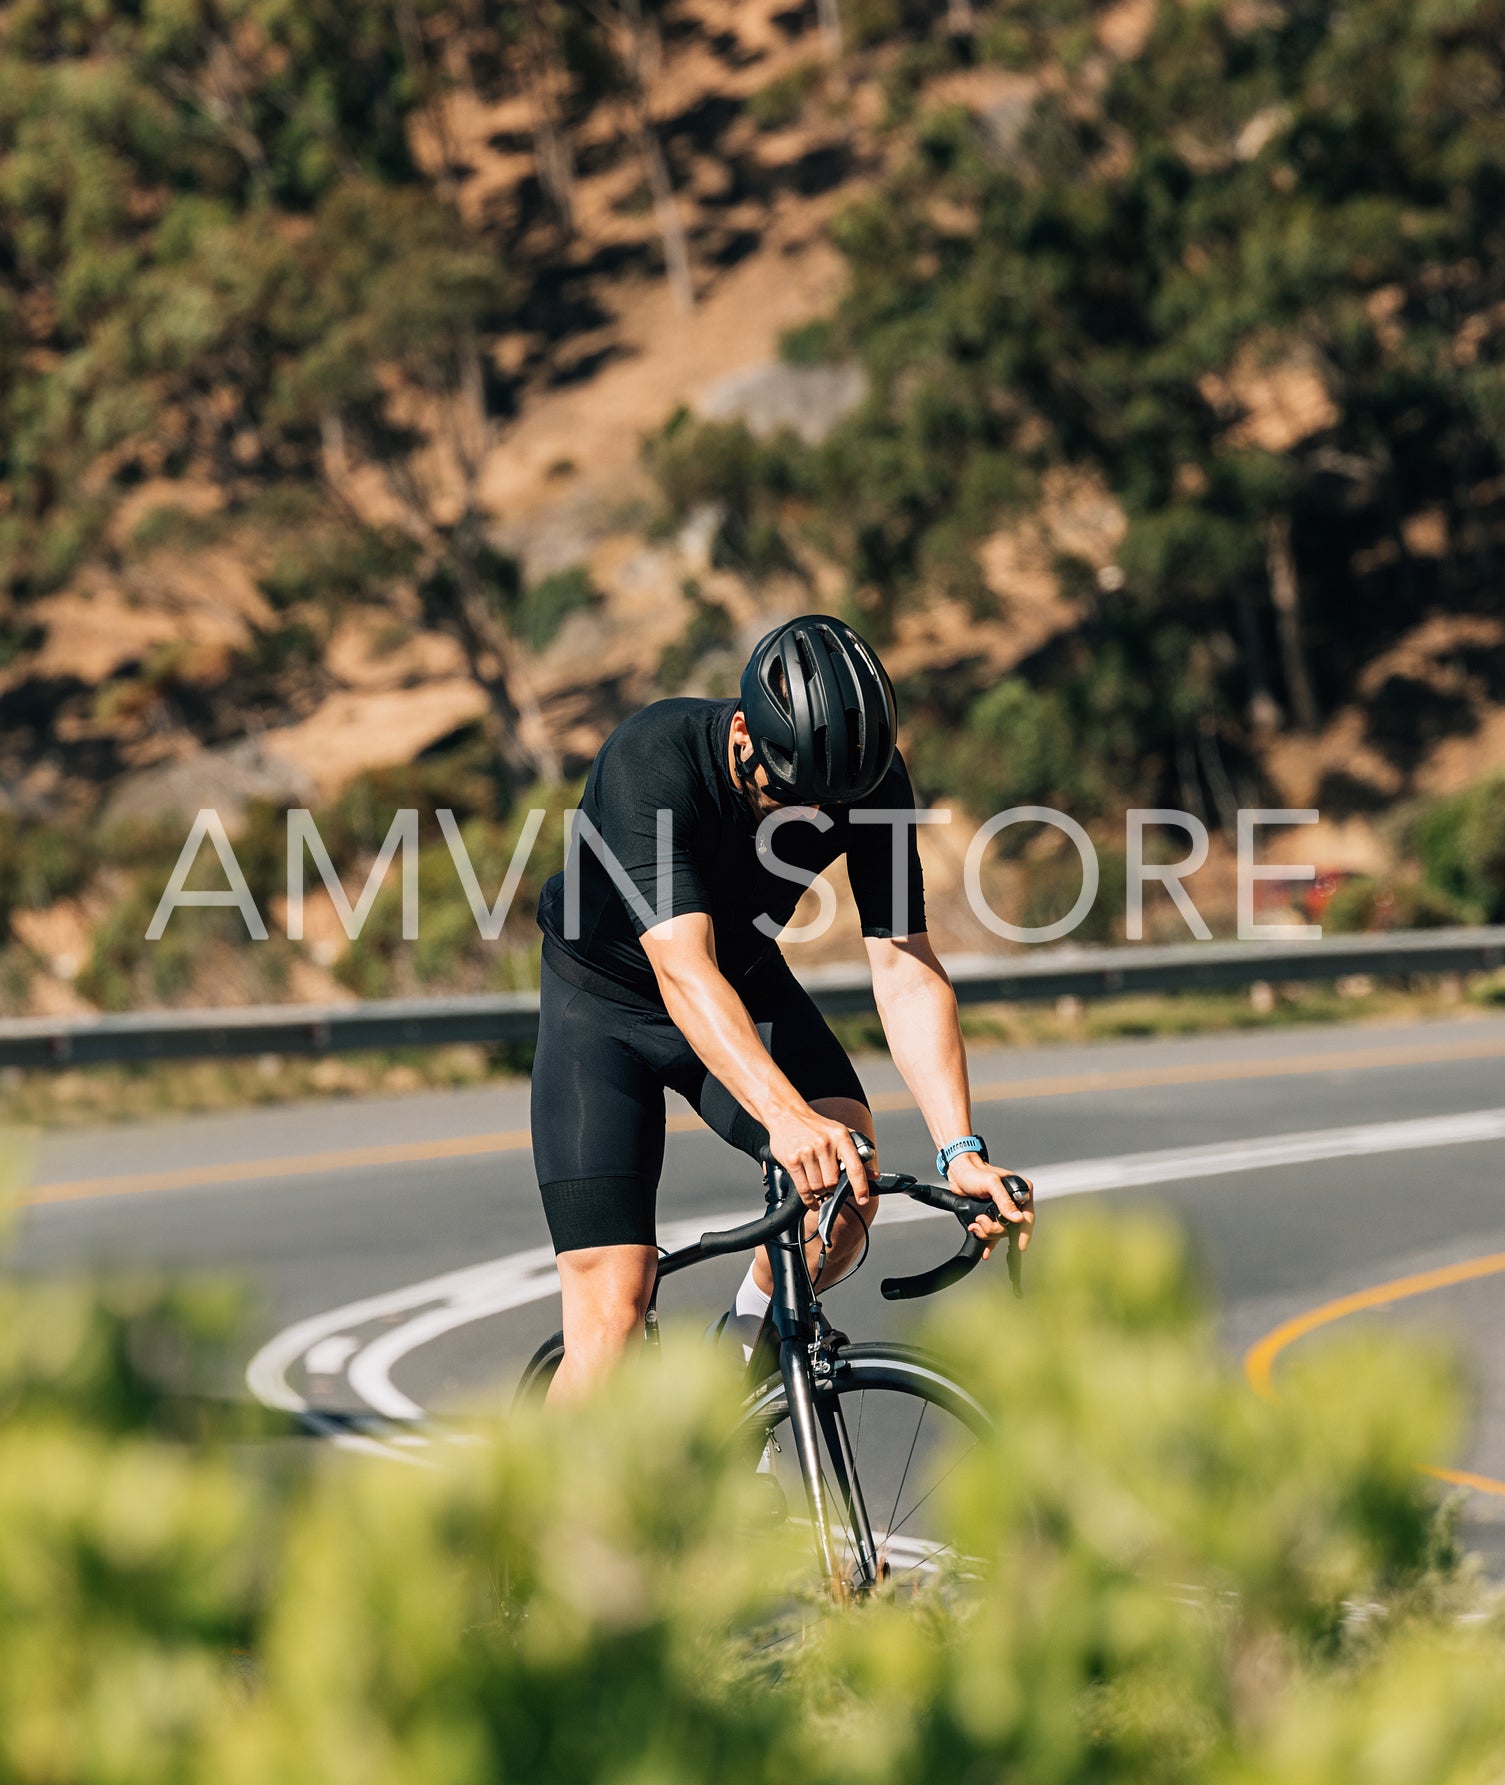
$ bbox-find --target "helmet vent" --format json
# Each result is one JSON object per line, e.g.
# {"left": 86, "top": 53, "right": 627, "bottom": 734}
{"left": 763, "top": 741, "right": 794, "bottom": 779}
{"left": 738, "top": 613, "right": 897, "bottom": 804}
{"left": 845, "top": 709, "right": 863, "bottom": 777}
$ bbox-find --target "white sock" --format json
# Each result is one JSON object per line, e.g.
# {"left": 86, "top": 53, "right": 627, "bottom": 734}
{"left": 724, "top": 1266, "right": 772, "bottom": 1361}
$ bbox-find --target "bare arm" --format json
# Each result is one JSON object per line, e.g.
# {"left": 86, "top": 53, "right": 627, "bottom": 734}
{"left": 639, "top": 914, "right": 872, "bottom": 1204}
{"left": 866, "top": 932, "right": 1034, "bottom": 1252}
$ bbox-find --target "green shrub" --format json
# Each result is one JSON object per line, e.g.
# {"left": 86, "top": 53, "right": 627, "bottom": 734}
{"left": 0, "top": 618, "right": 44, "bottom": 671}
{"left": 258, "top": 513, "right": 414, "bottom": 613}
{"left": 0, "top": 1211, "right": 1500, "bottom": 1785}
{"left": 648, "top": 417, "right": 811, "bottom": 528}
{"left": 779, "top": 318, "right": 839, "bottom": 366}
{"left": 332, "top": 795, "right": 574, "bottom": 997}
{"left": 657, "top": 580, "right": 737, "bottom": 692}
{"left": 1410, "top": 775, "right": 1505, "bottom": 923}
{"left": 750, "top": 61, "right": 824, "bottom": 131}
{"left": 1322, "top": 875, "right": 1465, "bottom": 934}
{"left": 516, "top": 565, "right": 601, "bottom": 652}
{"left": 0, "top": 817, "right": 92, "bottom": 932}
{"left": 913, "top": 677, "right": 1091, "bottom": 817}
{"left": 1019, "top": 842, "right": 1126, "bottom": 942}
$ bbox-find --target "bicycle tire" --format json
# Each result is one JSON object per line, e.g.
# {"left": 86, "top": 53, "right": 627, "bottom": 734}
{"left": 514, "top": 1329, "right": 566, "bottom": 1407}
{"left": 739, "top": 1343, "right": 991, "bottom": 1594}
{"left": 512, "top": 1334, "right": 990, "bottom": 1592}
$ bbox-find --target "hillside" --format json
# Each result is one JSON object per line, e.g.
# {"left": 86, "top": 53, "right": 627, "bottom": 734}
{"left": 1, "top": 0, "right": 1503, "bottom": 1018}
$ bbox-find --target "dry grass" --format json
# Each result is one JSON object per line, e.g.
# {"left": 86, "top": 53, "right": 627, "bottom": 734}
{"left": 2, "top": 975, "right": 1498, "bottom": 1133}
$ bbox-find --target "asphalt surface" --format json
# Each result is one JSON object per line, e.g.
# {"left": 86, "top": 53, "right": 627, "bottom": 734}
{"left": 6, "top": 1010, "right": 1505, "bottom": 1566}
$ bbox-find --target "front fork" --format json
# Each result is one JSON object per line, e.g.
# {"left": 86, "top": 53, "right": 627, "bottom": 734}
{"left": 767, "top": 1181, "right": 882, "bottom": 1592}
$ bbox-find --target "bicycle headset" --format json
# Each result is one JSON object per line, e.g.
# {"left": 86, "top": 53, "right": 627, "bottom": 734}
{"left": 738, "top": 614, "right": 898, "bottom": 806}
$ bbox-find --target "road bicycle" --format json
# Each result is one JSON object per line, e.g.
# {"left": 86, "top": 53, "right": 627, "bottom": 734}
{"left": 516, "top": 1142, "right": 1031, "bottom": 1597}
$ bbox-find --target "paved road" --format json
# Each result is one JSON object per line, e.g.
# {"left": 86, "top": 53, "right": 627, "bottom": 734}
{"left": 6, "top": 1011, "right": 1505, "bottom": 1563}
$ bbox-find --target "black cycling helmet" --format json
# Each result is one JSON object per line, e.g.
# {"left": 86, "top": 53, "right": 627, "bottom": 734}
{"left": 738, "top": 614, "right": 897, "bottom": 804}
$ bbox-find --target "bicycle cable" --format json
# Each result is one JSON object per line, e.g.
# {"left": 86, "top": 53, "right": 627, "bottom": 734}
{"left": 810, "top": 1201, "right": 871, "bottom": 1293}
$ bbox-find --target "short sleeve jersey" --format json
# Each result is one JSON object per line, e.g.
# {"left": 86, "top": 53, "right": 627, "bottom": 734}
{"left": 537, "top": 698, "right": 926, "bottom": 1005}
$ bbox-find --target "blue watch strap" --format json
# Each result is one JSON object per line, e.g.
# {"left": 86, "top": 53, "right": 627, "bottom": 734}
{"left": 936, "top": 1135, "right": 987, "bottom": 1177}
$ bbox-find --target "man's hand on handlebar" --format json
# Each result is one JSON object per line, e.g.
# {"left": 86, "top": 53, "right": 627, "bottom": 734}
{"left": 944, "top": 1152, "right": 1035, "bottom": 1259}
{"left": 765, "top": 1108, "right": 877, "bottom": 1208}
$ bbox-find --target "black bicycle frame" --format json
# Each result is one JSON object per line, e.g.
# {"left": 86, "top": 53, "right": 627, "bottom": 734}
{"left": 656, "top": 1167, "right": 883, "bottom": 1588}
{"left": 648, "top": 1158, "right": 1022, "bottom": 1591}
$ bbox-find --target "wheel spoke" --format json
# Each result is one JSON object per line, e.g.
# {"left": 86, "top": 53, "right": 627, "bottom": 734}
{"left": 821, "top": 1458, "right": 856, "bottom": 1580}
{"left": 881, "top": 1437, "right": 979, "bottom": 1545}
{"left": 886, "top": 1535, "right": 959, "bottom": 1579}
{"left": 744, "top": 1355, "right": 989, "bottom": 1602}
{"left": 884, "top": 1399, "right": 928, "bottom": 1544}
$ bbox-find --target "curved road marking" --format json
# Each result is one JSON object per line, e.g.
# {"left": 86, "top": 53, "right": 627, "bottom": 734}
{"left": 1244, "top": 1253, "right": 1505, "bottom": 1499}
{"left": 251, "top": 1106, "right": 1505, "bottom": 1448}
{"left": 26, "top": 1031, "right": 1505, "bottom": 1207}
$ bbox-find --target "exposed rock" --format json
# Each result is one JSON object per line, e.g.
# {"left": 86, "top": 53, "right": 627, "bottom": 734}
{"left": 1200, "top": 346, "right": 1338, "bottom": 454}
{"left": 923, "top": 67, "right": 1038, "bottom": 160}
{"left": 324, "top": 616, "right": 468, "bottom": 690}
{"left": 101, "top": 738, "right": 316, "bottom": 835}
{"left": 696, "top": 360, "right": 867, "bottom": 445}
{"left": 260, "top": 681, "right": 490, "bottom": 796}
{"left": 10, "top": 900, "right": 94, "bottom": 982}
{"left": 1039, "top": 465, "right": 1129, "bottom": 568}
{"left": 1096, "top": 0, "right": 1156, "bottom": 59}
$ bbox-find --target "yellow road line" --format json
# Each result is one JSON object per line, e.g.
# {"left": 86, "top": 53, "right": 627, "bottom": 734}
{"left": 951, "top": 1031, "right": 1505, "bottom": 1113}
{"left": 19, "top": 1030, "right": 1505, "bottom": 1210}
{"left": 20, "top": 1128, "right": 534, "bottom": 1207}
{"left": 1244, "top": 1251, "right": 1505, "bottom": 1499}
{"left": 1425, "top": 1465, "right": 1505, "bottom": 1495}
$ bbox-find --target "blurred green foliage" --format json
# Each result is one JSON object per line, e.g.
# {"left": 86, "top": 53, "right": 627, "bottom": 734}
{"left": 647, "top": 415, "right": 811, "bottom": 584}
{"left": 1409, "top": 774, "right": 1505, "bottom": 924}
{"left": 645, "top": 0, "right": 1505, "bottom": 828}
{"left": 0, "top": 814, "right": 91, "bottom": 935}
{"left": 0, "top": 0, "right": 490, "bottom": 589}
{"left": 1323, "top": 769, "right": 1505, "bottom": 932}
{"left": 749, "top": 61, "right": 824, "bottom": 132}
{"left": 516, "top": 566, "right": 602, "bottom": 654}
{"left": 0, "top": 1213, "right": 1502, "bottom": 1784}
{"left": 325, "top": 773, "right": 577, "bottom": 999}
{"left": 657, "top": 579, "right": 737, "bottom": 692}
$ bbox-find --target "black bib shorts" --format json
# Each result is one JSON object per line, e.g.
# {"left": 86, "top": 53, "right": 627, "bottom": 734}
{"left": 531, "top": 949, "right": 867, "bottom": 1254}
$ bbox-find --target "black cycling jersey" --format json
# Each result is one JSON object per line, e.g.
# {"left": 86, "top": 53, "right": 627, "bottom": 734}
{"left": 536, "top": 697, "right": 926, "bottom": 1006}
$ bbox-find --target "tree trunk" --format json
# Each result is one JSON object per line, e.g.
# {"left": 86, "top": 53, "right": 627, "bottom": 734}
{"left": 634, "top": 112, "right": 695, "bottom": 312}
{"left": 449, "top": 565, "right": 563, "bottom": 787}
{"left": 619, "top": 0, "right": 694, "bottom": 312}
{"left": 348, "top": 431, "right": 563, "bottom": 790}
{"left": 1266, "top": 513, "right": 1319, "bottom": 734}
{"left": 1196, "top": 718, "right": 1240, "bottom": 836}
{"left": 1231, "top": 582, "right": 1281, "bottom": 734}
{"left": 396, "top": 0, "right": 460, "bottom": 203}
{"left": 447, "top": 504, "right": 564, "bottom": 786}
{"left": 522, "top": 0, "right": 576, "bottom": 234}
{"left": 815, "top": 0, "right": 844, "bottom": 65}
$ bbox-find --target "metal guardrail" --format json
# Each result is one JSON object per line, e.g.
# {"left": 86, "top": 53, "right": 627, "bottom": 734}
{"left": 0, "top": 927, "right": 1500, "bottom": 1071}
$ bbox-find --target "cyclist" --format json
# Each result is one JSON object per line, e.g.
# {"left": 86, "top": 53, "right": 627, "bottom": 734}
{"left": 532, "top": 613, "right": 1034, "bottom": 1401}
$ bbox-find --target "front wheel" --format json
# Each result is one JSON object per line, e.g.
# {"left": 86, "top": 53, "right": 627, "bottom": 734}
{"left": 739, "top": 1343, "right": 991, "bottom": 1596}
{"left": 514, "top": 1329, "right": 565, "bottom": 1407}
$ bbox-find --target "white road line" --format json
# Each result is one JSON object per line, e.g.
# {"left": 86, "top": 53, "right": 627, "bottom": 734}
{"left": 304, "top": 1335, "right": 362, "bottom": 1375}
{"left": 246, "top": 1106, "right": 1505, "bottom": 1441}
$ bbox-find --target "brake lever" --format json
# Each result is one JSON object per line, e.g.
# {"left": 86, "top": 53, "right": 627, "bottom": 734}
{"left": 880, "top": 1172, "right": 1032, "bottom": 1302}
{"left": 996, "top": 1172, "right": 1031, "bottom": 1300}
{"left": 816, "top": 1181, "right": 849, "bottom": 1248}
{"left": 815, "top": 1130, "right": 879, "bottom": 1247}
